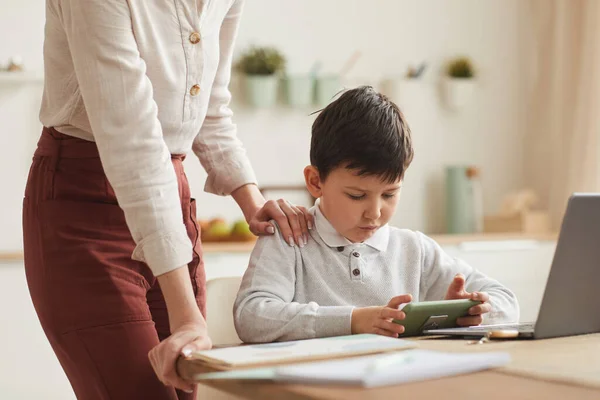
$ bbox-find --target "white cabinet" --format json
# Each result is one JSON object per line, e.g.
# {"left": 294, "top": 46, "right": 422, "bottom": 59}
{"left": 441, "top": 240, "right": 556, "bottom": 323}
{"left": 203, "top": 253, "right": 251, "bottom": 281}
{"left": 0, "top": 262, "right": 76, "bottom": 399}
{"left": 0, "top": 238, "right": 556, "bottom": 399}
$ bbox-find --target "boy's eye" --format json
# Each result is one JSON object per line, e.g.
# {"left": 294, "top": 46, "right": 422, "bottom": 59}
{"left": 383, "top": 193, "right": 396, "bottom": 199}
{"left": 346, "top": 193, "right": 365, "bottom": 200}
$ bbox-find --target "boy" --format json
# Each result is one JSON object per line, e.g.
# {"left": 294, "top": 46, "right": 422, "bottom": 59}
{"left": 234, "top": 86, "right": 519, "bottom": 343}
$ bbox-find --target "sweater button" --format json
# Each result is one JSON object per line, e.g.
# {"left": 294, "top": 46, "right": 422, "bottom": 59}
{"left": 337, "top": 246, "right": 344, "bottom": 252}
{"left": 352, "top": 251, "right": 360, "bottom": 258}
{"left": 352, "top": 268, "right": 360, "bottom": 276}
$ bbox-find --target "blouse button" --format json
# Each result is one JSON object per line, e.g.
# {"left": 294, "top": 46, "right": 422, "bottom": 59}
{"left": 190, "top": 84, "right": 201, "bottom": 96}
{"left": 189, "top": 32, "right": 201, "bottom": 44}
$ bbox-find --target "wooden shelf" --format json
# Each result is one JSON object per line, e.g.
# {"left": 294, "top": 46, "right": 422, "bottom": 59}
{"left": 0, "top": 241, "right": 256, "bottom": 261}
{"left": 0, "top": 71, "right": 44, "bottom": 83}
{"left": 430, "top": 232, "right": 557, "bottom": 246}
{"left": 201, "top": 241, "right": 257, "bottom": 253}
{"left": 199, "top": 232, "right": 558, "bottom": 251}
{"left": 0, "top": 252, "right": 25, "bottom": 262}
{"left": 0, "top": 232, "right": 557, "bottom": 262}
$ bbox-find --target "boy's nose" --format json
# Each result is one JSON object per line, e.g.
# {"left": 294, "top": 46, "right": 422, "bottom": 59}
{"left": 363, "top": 203, "right": 382, "bottom": 220}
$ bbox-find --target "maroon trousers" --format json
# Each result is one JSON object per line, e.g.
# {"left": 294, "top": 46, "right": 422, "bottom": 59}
{"left": 22, "top": 128, "right": 206, "bottom": 400}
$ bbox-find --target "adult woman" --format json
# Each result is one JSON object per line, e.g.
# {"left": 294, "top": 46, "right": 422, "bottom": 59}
{"left": 23, "top": 0, "right": 311, "bottom": 398}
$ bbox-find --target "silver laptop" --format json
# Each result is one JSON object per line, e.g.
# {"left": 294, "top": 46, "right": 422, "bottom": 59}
{"left": 424, "top": 193, "right": 600, "bottom": 339}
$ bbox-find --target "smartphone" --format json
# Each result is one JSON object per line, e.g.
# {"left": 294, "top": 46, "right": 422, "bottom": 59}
{"left": 393, "top": 299, "right": 482, "bottom": 337}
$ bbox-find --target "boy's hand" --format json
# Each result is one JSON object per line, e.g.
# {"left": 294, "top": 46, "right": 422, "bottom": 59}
{"left": 351, "top": 294, "right": 412, "bottom": 337}
{"left": 444, "top": 273, "right": 492, "bottom": 326}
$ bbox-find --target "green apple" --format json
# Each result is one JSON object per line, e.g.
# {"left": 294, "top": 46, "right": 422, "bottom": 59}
{"left": 231, "top": 219, "right": 254, "bottom": 239}
{"left": 206, "top": 220, "right": 231, "bottom": 238}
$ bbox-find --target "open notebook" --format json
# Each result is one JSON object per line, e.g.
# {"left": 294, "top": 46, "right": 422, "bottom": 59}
{"left": 188, "top": 334, "right": 416, "bottom": 369}
{"left": 192, "top": 349, "right": 511, "bottom": 387}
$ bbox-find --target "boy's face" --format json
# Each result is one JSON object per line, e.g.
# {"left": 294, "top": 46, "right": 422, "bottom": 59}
{"left": 304, "top": 166, "right": 402, "bottom": 243}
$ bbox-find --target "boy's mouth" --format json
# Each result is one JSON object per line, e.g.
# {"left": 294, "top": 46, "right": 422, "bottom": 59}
{"left": 358, "top": 225, "right": 378, "bottom": 231}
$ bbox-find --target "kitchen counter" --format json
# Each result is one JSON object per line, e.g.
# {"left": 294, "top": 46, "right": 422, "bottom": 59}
{"left": 200, "top": 231, "right": 557, "bottom": 252}
{"left": 429, "top": 231, "right": 556, "bottom": 245}
{"left": 0, "top": 232, "right": 557, "bottom": 261}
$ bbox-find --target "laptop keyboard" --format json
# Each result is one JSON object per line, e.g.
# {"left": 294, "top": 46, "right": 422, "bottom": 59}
{"left": 466, "top": 322, "right": 535, "bottom": 332}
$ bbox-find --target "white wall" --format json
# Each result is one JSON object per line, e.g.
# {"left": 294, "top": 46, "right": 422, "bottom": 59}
{"left": 0, "top": 0, "right": 527, "bottom": 251}
{"left": 0, "top": 0, "right": 45, "bottom": 252}
{"left": 189, "top": 0, "right": 528, "bottom": 234}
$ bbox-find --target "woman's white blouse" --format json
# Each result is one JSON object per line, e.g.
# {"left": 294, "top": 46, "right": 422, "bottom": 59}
{"left": 40, "top": 0, "right": 256, "bottom": 275}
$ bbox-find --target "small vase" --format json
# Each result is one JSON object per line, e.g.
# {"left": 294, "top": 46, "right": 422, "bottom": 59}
{"left": 381, "top": 78, "right": 426, "bottom": 109}
{"left": 445, "top": 165, "right": 483, "bottom": 234}
{"left": 245, "top": 75, "right": 278, "bottom": 107}
{"left": 314, "top": 75, "right": 342, "bottom": 107}
{"left": 443, "top": 78, "right": 475, "bottom": 110}
{"left": 283, "top": 75, "right": 314, "bottom": 107}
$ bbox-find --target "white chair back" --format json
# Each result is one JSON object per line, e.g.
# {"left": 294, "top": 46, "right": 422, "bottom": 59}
{"left": 205, "top": 276, "right": 243, "bottom": 346}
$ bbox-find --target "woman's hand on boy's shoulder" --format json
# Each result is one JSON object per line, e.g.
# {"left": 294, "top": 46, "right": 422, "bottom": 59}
{"left": 249, "top": 198, "right": 314, "bottom": 248}
{"left": 350, "top": 294, "right": 412, "bottom": 338}
{"left": 445, "top": 273, "right": 492, "bottom": 326}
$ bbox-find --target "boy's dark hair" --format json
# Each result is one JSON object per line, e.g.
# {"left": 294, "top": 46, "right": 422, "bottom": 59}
{"left": 310, "top": 86, "right": 414, "bottom": 183}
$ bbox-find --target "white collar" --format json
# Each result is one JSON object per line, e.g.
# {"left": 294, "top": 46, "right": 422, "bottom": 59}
{"left": 311, "top": 199, "right": 389, "bottom": 252}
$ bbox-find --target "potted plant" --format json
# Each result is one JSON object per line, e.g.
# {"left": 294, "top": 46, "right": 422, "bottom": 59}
{"left": 443, "top": 57, "right": 476, "bottom": 110}
{"left": 236, "top": 46, "right": 286, "bottom": 107}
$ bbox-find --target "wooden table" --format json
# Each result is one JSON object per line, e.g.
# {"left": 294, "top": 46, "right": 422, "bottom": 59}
{"left": 179, "top": 334, "right": 600, "bottom": 400}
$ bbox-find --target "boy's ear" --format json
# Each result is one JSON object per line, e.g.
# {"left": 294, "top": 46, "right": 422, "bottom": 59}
{"left": 304, "top": 166, "right": 323, "bottom": 199}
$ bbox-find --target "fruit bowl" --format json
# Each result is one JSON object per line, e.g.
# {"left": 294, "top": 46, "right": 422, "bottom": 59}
{"left": 198, "top": 218, "right": 257, "bottom": 243}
